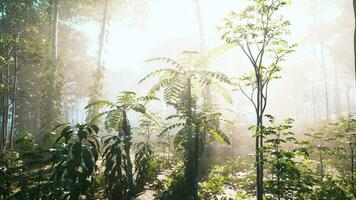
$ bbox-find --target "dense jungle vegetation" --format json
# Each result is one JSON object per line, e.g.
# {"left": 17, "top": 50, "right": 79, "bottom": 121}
{"left": 0, "top": 0, "right": 355, "bottom": 199}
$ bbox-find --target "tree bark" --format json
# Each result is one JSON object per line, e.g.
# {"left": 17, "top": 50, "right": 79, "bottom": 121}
{"left": 0, "top": 69, "right": 4, "bottom": 150}
{"left": 8, "top": 47, "right": 17, "bottom": 149}
{"left": 256, "top": 66, "right": 264, "bottom": 200}
{"left": 2, "top": 64, "right": 10, "bottom": 150}
{"left": 350, "top": 145, "right": 355, "bottom": 198}
{"left": 97, "top": 0, "right": 109, "bottom": 70}
{"left": 184, "top": 77, "right": 198, "bottom": 200}
{"left": 52, "top": 0, "right": 59, "bottom": 71}
{"left": 319, "top": 42, "right": 329, "bottom": 120}
{"left": 87, "top": 0, "right": 110, "bottom": 123}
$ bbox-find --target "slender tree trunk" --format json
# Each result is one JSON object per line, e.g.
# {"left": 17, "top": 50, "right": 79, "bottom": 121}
{"left": 2, "top": 65, "right": 9, "bottom": 150}
{"left": 97, "top": 0, "right": 109, "bottom": 70}
{"left": 276, "top": 138, "right": 280, "bottom": 200}
{"left": 87, "top": 0, "right": 110, "bottom": 122}
{"left": 346, "top": 103, "right": 356, "bottom": 198}
{"left": 185, "top": 77, "right": 198, "bottom": 200}
{"left": 0, "top": 75, "right": 4, "bottom": 150}
{"left": 312, "top": 6, "right": 329, "bottom": 120}
{"left": 319, "top": 43, "right": 329, "bottom": 120}
{"left": 312, "top": 86, "right": 317, "bottom": 122}
{"left": 350, "top": 145, "right": 355, "bottom": 198}
{"left": 39, "top": 0, "right": 59, "bottom": 134}
{"left": 8, "top": 48, "right": 17, "bottom": 149}
{"left": 256, "top": 69, "right": 264, "bottom": 200}
{"left": 194, "top": 0, "right": 205, "bottom": 52}
{"left": 0, "top": 69, "right": 3, "bottom": 151}
{"left": 194, "top": 123, "right": 199, "bottom": 200}
{"left": 52, "top": 0, "right": 59, "bottom": 71}
{"left": 332, "top": 59, "right": 342, "bottom": 116}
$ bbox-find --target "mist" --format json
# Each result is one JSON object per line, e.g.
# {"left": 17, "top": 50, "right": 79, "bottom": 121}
{"left": 79, "top": 0, "right": 355, "bottom": 131}
{"left": 1, "top": 0, "right": 356, "bottom": 199}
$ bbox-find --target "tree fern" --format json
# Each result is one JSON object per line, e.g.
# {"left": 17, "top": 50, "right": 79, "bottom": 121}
{"left": 141, "top": 53, "right": 233, "bottom": 199}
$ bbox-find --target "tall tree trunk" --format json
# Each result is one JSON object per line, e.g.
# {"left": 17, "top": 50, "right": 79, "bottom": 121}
{"left": 194, "top": 0, "right": 205, "bottom": 52}
{"left": 52, "top": 0, "right": 59, "bottom": 71}
{"left": 311, "top": 86, "right": 317, "bottom": 122}
{"left": 256, "top": 66, "right": 265, "bottom": 200}
{"left": 97, "top": 0, "right": 109, "bottom": 70}
{"left": 86, "top": 0, "right": 110, "bottom": 123}
{"left": 0, "top": 70, "right": 4, "bottom": 150}
{"left": 312, "top": 3, "right": 329, "bottom": 120}
{"left": 256, "top": 97, "right": 264, "bottom": 200}
{"left": 8, "top": 47, "right": 17, "bottom": 149}
{"left": 194, "top": 0, "right": 211, "bottom": 180}
{"left": 350, "top": 145, "right": 355, "bottom": 198}
{"left": 333, "top": 70, "right": 341, "bottom": 116}
{"left": 39, "top": 0, "right": 60, "bottom": 134}
{"left": 320, "top": 42, "right": 329, "bottom": 120}
{"left": 2, "top": 64, "right": 10, "bottom": 150}
{"left": 184, "top": 77, "right": 198, "bottom": 200}
{"left": 276, "top": 137, "right": 280, "bottom": 200}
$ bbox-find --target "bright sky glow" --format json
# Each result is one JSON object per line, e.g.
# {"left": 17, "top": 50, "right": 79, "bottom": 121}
{"left": 78, "top": 0, "right": 353, "bottom": 122}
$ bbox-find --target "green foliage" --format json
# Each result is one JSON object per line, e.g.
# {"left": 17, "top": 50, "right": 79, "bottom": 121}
{"left": 263, "top": 115, "right": 313, "bottom": 199}
{"left": 1, "top": 1, "right": 354, "bottom": 200}
{"left": 215, "top": 157, "right": 256, "bottom": 195}
{"left": 219, "top": 0, "right": 296, "bottom": 90}
{"left": 90, "top": 91, "right": 156, "bottom": 199}
{"left": 219, "top": 2, "right": 296, "bottom": 198}
{"left": 40, "top": 71, "right": 63, "bottom": 135}
{"left": 311, "top": 175, "right": 349, "bottom": 200}
{"left": 14, "top": 131, "right": 37, "bottom": 155}
{"left": 199, "top": 168, "right": 226, "bottom": 200}
{"left": 134, "top": 142, "right": 156, "bottom": 188}
{"left": 323, "top": 116, "right": 356, "bottom": 198}
{"left": 0, "top": 150, "right": 21, "bottom": 199}
{"left": 47, "top": 123, "right": 100, "bottom": 200}
{"left": 154, "top": 162, "right": 187, "bottom": 200}
{"left": 142, "top": 53, "right": 232, "bottom": 199}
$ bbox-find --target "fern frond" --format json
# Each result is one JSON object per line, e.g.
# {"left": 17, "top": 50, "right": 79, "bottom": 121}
{"left": 197, "top": 70, "right": 232, "bottom": 85}
{"left": 210, "top": 83, "right": 233, "bottom": 104}
{"left": 85, "top": 100, "right": 116, "bottom": 109}
{"left": 160, "top": 123, "right": 185, "bottom": 136}
{"left": 145, "top": 57, "right": 183, "bottom": 69}
{"left": 209, "top": 128, "right": 230, "bottom": 145}
{"left": 139, "top": 68, "right": 179, "bottom": 83}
